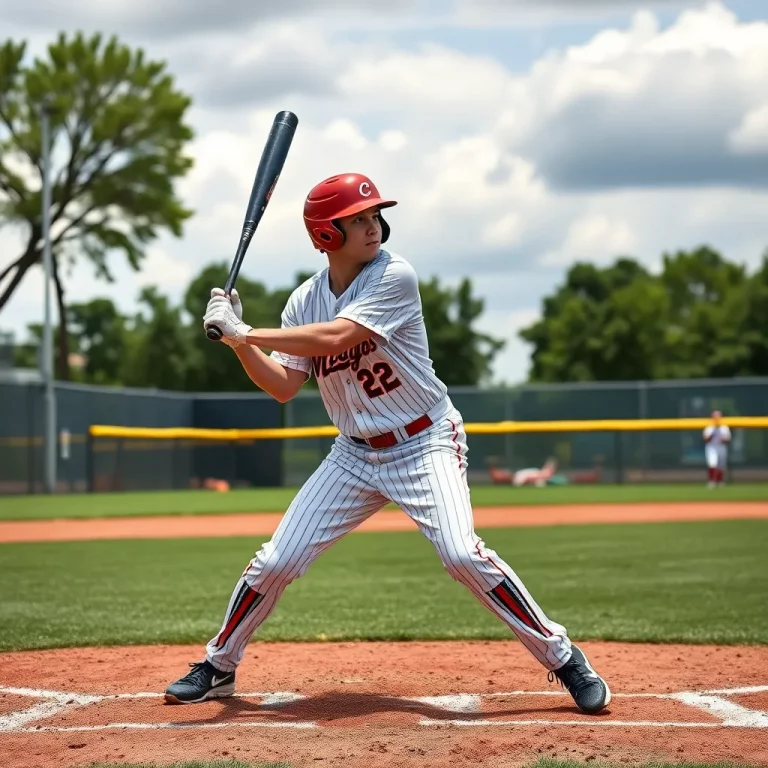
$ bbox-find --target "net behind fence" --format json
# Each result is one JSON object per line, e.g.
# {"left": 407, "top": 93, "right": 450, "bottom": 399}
{"left": 84, "top": 417, "right": 768, "bottom": 492}
{"left": 88, "top": 438, "right": 280, "bottom": 492}
{"left": 3, "top": 377, "right": 767, "bottom": 493}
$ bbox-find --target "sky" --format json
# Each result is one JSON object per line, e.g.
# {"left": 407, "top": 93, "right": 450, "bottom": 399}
{"left": 1, "top": 0, "right": 767, "bottom": 385}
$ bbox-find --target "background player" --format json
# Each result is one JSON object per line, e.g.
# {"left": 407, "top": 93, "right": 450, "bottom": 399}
{"left": 164, "top": 173, "right": 611, "bottom": 715}
{"left": 703, "top": 410, "right": 731, "bottom": 487}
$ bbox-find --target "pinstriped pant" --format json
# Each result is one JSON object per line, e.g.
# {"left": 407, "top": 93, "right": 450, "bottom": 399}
{"left": 206, "top": 407, "right": 572, "bottom": 672}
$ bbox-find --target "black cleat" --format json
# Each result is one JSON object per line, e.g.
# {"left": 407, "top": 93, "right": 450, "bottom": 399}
{"left": 549, "top": 645, "right": 611, "bottom": 714}
{"left": 164, "top": 660, "right": 236, "bottom": 704}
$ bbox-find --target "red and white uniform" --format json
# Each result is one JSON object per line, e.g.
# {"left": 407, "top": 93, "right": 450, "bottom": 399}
{"left": 204, "top": 248, "right": 573, "bottom": 674}
{"left": 703, "top": 424, "right": 731, "bottom": 470}
{"left": 271, "top": 250, "right": 448, "bottom": 438}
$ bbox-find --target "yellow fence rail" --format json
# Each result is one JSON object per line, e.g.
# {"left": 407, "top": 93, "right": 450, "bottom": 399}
{"left": 88, "top": 416, "right": 768, "bottom": 442}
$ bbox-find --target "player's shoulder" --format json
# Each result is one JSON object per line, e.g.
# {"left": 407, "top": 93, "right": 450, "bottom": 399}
{"left": 283, "top": 268, "right": 328, "bottom": 315}
{"left": 379, "top": 249, "right": 415, "bottom": 272}
{"left": 373, "top": 249, "right": 419, "bottom": 285}
{"left": 288, "top": 269, "right": 327, "bottom": 300}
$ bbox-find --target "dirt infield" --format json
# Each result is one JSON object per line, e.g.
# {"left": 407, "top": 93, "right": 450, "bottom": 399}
{"left": 1, "top": 501, "right": 766, "bottom": 543}
{"left": 1, "top": 642, "right": 767, "bottom": 768}
{"left": 1, "top": 502, "right": 766, "bottom": 767}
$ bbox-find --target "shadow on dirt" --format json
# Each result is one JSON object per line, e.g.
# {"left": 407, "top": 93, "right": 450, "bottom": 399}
{"left": 162, "top": 691, "right": 610, "bottom": 724}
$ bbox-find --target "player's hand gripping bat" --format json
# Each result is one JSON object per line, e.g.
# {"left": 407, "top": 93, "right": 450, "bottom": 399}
{"left": 205, "top": 110, "right": 299, "bottom": 341}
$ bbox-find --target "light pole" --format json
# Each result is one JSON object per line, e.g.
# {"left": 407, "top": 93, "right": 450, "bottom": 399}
{"left": 40, "top": 99, "right": 57, "bottom": 494}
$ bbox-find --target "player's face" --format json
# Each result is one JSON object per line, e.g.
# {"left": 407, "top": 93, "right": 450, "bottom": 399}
{"left": 336, "top": 207, "right": 382, "bottom": 261}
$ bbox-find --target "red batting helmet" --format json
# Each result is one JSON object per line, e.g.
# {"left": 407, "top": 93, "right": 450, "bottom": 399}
{"left": 303, "top": 173, "right": 397, "bottom": 252}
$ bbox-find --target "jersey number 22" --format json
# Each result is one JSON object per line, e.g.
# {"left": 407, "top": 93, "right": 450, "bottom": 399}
{"left": 357, "top": 362, "right": 402, "bottom": 398}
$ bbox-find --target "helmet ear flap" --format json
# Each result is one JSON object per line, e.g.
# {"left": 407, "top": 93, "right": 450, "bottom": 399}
{"left": 330, "top": 219, "right": 346, "bottom": 248}
{"left": 380, "top": 213, "right": 390, "bottom": 244}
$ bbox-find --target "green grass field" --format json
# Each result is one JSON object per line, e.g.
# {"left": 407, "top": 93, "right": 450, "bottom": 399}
{"left": 2, "top": 482, "right": 766, "bottom": 521}
{"left": 1, "top": 519, "right": 766, "bottom": 652}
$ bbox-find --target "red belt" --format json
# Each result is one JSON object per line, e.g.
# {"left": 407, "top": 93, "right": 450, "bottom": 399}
{"left": 350, "top": 414, "right": 433, "bottom": 449}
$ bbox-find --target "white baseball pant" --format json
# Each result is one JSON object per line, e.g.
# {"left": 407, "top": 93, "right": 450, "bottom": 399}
{"left": 205, "top": 408, "right": 572, "bottom": 673}
{"left": 705, "top": 444, "right": 727, "bottom": 469}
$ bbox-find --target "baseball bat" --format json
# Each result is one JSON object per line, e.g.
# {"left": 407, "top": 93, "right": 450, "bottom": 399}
{"left": 206, "top": 110, "right": 299, "bottom": 341}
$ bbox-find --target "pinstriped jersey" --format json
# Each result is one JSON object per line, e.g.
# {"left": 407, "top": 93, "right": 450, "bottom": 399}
{"left": 270, "top": 249, "right": 448, "bottom": 438}
{"left": 703, "top": 424, "right": 731, "bottom": 446}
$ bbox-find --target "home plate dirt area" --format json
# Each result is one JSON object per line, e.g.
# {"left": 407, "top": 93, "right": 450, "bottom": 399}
{"left": 1, "top": 642, "right": 767, "bottom": 768}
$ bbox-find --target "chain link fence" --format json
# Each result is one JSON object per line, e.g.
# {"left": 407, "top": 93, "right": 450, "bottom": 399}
{"left": 2, "top": 373, "right": 767, "bottom": 493}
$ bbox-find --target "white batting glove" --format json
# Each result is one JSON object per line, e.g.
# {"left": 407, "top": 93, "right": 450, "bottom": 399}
{"left": 204, "top": 288, "right": 251, "bottom": 348}
{"left": 205, "top": 288, "right": 243, "bottom": 320}
{"left": 206, "top": 287, "right": 243, "bottom": 321}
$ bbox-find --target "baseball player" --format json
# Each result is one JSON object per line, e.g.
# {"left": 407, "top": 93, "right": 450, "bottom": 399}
{"left": 165, "top": 173, "right": 611, "bottom": 715}
{"left": 703, "top": 410, "right": 731, "bottom": 487}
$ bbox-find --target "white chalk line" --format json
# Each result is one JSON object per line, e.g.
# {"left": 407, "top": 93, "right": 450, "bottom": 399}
{"left": 420, "top": 719, "right": 734, "bottom": 728}
{"left": 701, "top": 685, "right": 768, "bottom": 695}
{"left": 0, "top": 688, "right": 102, "bottom": 733}
{"left": 670, "top": 692, "right": 768, "bottom": 728}
{"left": 1, "top": 684, "right": 766, "bottom": 732}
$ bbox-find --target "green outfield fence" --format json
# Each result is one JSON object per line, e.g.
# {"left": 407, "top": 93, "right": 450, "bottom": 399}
{"left": 1, "top": 373, "right": 767, "bottom": 494}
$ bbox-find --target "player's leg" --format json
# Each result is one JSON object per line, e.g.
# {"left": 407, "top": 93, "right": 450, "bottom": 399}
{"left": 716, "top": 446, "right": 727, "bottom": 486}
{"left": 705, "top": 445, "right": 718, "bottom": 487}
{"left": 512, "top": 468, "right": 534, "bottom": 487}
{"left": 380, "top": 413, "right": 610, "bottom": 714}
{"left": 165, "top": 454, "right": 387, "bottom": 703}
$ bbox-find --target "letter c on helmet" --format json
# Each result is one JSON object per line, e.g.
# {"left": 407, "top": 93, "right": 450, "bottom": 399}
{"left": 359, "top": 182, "right": 371, "bottom": 197}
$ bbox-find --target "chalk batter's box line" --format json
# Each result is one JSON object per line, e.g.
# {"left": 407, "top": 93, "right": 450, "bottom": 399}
{"left": 1, "top": 685, "right": 766, "bottom": 733}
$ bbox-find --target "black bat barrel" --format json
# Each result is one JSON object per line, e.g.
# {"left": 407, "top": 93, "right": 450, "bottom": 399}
{"left": 206, "top": 111, "right": 299, "bottom": 341}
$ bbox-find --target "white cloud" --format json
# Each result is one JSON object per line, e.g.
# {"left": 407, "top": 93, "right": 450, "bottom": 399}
{"left": 4, "top": 0, "right": 423, "bottom": 38}
{"left": 137, "top": 248, "right": 194, "bottom": 292}
{"left": 476, "top": 307, "right": 541, "bottom": 385}
{"left": 378, "top": 130, "right": 409, "bottom": 153}
{"left": 322, "top": 120, "right": 369, "bottom": 152}
{"left": 338, "top": 44, "right": 517, "bottom": 126}
{"left": 498, "top": 4, "right": 768, "bottom": 189}
{"left": 542, "top": 213, "right": 637, "bottom": 266}
{"left": 483, "top": 213, "right": 524, "bottom": 247}
{"left": 184, "top": 22, "right": 344, "bottom": 109}
{"left": 728, "top": 104, "right": 768, "bottom": 155}
{"left": 453, "top": 0, "right": 695, "bottom": 27}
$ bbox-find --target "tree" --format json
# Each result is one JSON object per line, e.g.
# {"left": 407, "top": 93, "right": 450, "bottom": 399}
{"left": 520, "top": 247, "right": 766, "bottom": 382}
{"left": 711, "top": 252, "right": 768, "bottom": 377}
{"left": 520, "top": 258, "right": 661, "bottom": 381}
{"left": 0, "top": 32, "right": 194, "bottom": 380}
{"left": 657, "top": 246, "right": 747, "bottom": 378}
{"left": 68, "top": 298, "right": 127, "bottom": 384}
{"left": 11, "top": 268, "right": 505, "bottom": 391}
{"left": 420, "top": 276, "right": 504, "bottom": 386}
{"left": 11, "top": 320, "right": 82, "bottom": 375}
{"left": 121, "top": 287, "right": 192, "bottom": 391}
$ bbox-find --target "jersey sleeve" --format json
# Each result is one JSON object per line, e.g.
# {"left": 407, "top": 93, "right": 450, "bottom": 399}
{"left": 335, "top": 257, "right": 420, "bottom": 343}
{"left": 269, "top": 293, "right": 312, "bottom": 376}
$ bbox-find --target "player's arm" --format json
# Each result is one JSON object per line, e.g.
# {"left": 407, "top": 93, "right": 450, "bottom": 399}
{"left": 202, "top": 287, "right": 309, "bottom": 403}
{"left": 233, "top": 345, "right": 308, "bottom": 403}
{"left": 204, "top": 287, "right": 373, "bottom": 358}
{"left": 244, "top": 319, "right": 372, "bottom": 357}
